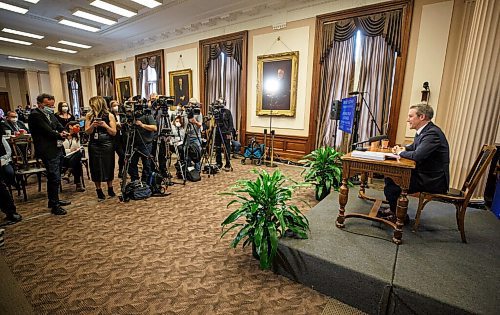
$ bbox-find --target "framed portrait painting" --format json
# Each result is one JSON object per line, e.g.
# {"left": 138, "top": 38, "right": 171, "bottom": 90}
{"left": 95, "top": 61, "right": 116, "bottom": 99}
{"left": 116, "top": 77, "right": 133, "bottom": 103}
{"left": 256, "top": 51, "right": 299, "bottom": 116}
{"left": 169, "top": 69, "right": 192, "bottom": 107}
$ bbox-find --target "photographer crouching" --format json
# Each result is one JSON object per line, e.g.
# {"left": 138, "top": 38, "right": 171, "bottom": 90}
{"left": 212, "top": 99, "right": 234, "bottom": 171}
{"left": 127, "top": 100, "right": 157, "bottom": 183}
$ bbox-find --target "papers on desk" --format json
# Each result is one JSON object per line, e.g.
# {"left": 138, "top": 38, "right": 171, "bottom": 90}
{"left": 351, "top": 150, "right": 400, "bottom": 161}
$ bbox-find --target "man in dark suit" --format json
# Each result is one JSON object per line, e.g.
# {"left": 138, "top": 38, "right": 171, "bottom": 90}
{"left": 1, "top": 128, "right": 22, "bottom": 223}
{"left": 28, "top": 93, "right": 71, "bottom": 215}
{"left": 383, "top": 104, "right": 450, "bottom": 220}
{"left": 1, "top": 111, "right": 29, "bottom": 134}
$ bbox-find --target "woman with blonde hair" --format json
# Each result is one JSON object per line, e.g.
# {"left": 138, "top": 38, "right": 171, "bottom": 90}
{"left": 85, "top": 96, "right": 117, "bottom": 200}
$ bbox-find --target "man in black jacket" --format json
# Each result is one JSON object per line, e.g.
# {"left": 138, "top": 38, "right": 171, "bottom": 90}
{"left": 214, "top": 101, "right": 234, "bottom": 171}
{"left": 0, "top": 128, "right": 22, "bottom": 223}
{"left": 28, "top": 93, "right": 70, "bottom": 215}
{"left": 383, "top": 104, "right": 450, "bottom": 220}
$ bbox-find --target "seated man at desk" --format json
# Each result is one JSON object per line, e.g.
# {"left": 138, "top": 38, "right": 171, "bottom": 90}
{"left": 382, "top": 103, "right": 450, "bottom": 222}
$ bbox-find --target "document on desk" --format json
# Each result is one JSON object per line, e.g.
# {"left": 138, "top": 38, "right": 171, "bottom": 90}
{"left": 351, "top": 150, "right": 400, "bottom": 161}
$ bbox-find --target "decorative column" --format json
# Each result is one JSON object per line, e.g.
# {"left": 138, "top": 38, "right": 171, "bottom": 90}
{"left": 47, "top": 62, "right": 64, "bottom": 103}
{"left": 447, "top": 0, "right": 500, "bottom": 197}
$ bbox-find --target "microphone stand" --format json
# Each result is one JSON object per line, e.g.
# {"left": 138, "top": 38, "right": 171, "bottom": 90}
{"left": 351, "top": 92, "right": 382, "bottom": 151}
{"left": 266, "top": 95, "right": 277, "bottom": 168}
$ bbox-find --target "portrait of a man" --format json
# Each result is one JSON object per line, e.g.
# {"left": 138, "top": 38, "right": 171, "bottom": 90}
{"left": 256, "top": 51, "right": 299, "bottom": 117}
{"left": 116, "top": 77, "right": 133, "bottom": 103}
{"left": 169, "top": 69, "right": 192, "bottom": 107}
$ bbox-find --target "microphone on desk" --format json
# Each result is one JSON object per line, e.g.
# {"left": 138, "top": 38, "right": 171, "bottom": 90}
{"left": 348, "top": 91, "right": 367, "bottom": 96}
{"left": 352, "top": 135, "right": 388, "bottom": 149}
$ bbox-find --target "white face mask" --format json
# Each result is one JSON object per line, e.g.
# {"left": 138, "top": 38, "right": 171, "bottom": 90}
{"left": 10, "top": 118, "right": 18, "bottom": 123}
{"left": 175, "top": 122, "right": 181, "bottom": 127}
{"left": 44, "top": 107, "right": 54, "bottom": 114}
{"left": 177, "top": 106, "right": 181, "bottom": 111}
{"left": 62, "top": 106, "right": 69, "bottom": 112}
{"left": 112, "top": 106, "right": 119, "bottom": 112}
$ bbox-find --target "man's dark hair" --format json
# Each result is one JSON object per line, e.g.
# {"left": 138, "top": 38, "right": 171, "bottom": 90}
{"left": 36, "top": 93, "right": 54, "bottom": 105}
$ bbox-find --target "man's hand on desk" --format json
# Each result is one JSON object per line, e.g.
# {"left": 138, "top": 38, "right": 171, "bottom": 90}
{"left": 392, "top": 145, "right": 405, "bottom": 155}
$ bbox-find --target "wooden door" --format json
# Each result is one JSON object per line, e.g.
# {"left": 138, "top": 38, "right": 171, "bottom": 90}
{"left": 0, "top": 92, "right": 10, "bottom": 114}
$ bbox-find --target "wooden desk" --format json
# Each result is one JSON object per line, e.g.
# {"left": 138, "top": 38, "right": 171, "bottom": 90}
{"left": 336, "top": 152, "right": 416, "bottom": 244}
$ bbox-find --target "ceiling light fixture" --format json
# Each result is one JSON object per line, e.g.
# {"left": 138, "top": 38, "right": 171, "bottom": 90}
{"left": 130, "top": 0, "right": 162, "bottom": 9}
{"left": 90, "top": 0, "right": 136, "bottom": 17}
{"left": 2, "top": 28, "right": 44, "bottom": 39}
{"left": 46, "top": 46, "right": 78, "bottom": 54}
{"left": 8, "top": 56, "right": 36, "bottom": 61}
{"left": 59, "top": 19, "right": 100, "bottom": 32}
{"left": 0, "top": 36, "right": 32, "bottom": 45}
{"left": 23, "top": 0, "right": 40, "bottom": 4}
{"left": 0, "top": 1, "right": 28, "bottom": 14}
{"left": 58, "top": 40, "right": 92, "bottom": 49}
{"left": 73, "top": 10, "right": 117, "bottom": 26}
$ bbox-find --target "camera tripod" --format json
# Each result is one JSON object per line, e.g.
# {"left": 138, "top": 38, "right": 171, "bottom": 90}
{"left": 119, "top": 120, "right": 168, "bottom": 201}
{"left": 155, "top": 113, "right": 186, "bottom": 185}
{"left": 201, "top": 115, "right": 233, "bottom": 177}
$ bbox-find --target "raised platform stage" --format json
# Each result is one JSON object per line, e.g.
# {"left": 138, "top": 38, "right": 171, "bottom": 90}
{"left": 275, "top": 188, "right": 500, "bottom": 314}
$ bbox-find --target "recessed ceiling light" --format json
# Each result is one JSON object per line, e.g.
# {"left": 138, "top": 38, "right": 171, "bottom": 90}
{"left": 0, "top": 1, "right": 28, "bottom": 14}
{"left": 2, "top": 28, "right": 44, "bottom": 39}
{"left": 59, "top": 19, "right": 100, "bottom": 32}
{"left": 130, "top": 0, "right": 162, "bottom": 9}
{"left": 23, "top": 0, "right": 39, "bottom": 4}
{"left": 0, "top": 36, "right": 32, "bottom": 45}
{"left": 8, "top": 56, "right": 36, "bottom": 61}
{"left": 58, "top": 40, "right": 92, "bottom": 49}
{"left": 90, "top": 0, "right": 136, "bottom": 18}
{"left": 73, "top": 10, "right": 117, "bottom": 26}
{"left": 46, "top": 46, "right": 78, "bottom": 54}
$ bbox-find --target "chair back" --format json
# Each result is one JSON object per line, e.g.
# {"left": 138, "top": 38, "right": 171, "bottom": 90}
{"left": 460, "top": 144, "right": 497, "bottom": 201}
{"left": 9, "top": 135, "right": 37, "bottom": 169}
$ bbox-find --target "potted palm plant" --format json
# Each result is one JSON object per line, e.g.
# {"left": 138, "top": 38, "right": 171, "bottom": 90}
{"left": 221, "top": 169, "right": 310, "bottom": 270}
{"left": 300, "top": 146, "right": 343, "bottom": 201}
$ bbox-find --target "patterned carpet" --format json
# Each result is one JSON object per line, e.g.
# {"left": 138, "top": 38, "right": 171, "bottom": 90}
{"left": 1, "top": 159, "right": 362, "bottom": 314}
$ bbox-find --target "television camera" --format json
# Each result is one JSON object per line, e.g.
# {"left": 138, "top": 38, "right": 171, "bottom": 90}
{"left": 124, "top": 95, "right": 148, "bottom": 122}
{"left": 208, "top": 99, "right": 226, "bottom": 121}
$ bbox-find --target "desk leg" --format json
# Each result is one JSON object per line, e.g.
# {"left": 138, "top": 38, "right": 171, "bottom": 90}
{"left": 392, "top": 189, "right": 408, "bottom": 244}
{"left": 336, "top": 178, "right": 349, "bottom": 228}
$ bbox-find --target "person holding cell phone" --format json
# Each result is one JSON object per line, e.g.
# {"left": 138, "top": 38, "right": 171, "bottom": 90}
{"left": 85, "top": 96, "right": 117, "bottom": 201}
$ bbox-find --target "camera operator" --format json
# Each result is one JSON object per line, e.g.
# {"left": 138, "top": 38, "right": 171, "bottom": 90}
{"left": 110, "top": 100, "right": 127, "bottom": 175}
{"left": 128, "top": 103, "right": 157, "bottom": 183}
{"left": 214, "top": 99, "right": 234, "bottom": 171}
{"left": 186, "top": 98, "right": 203, "bottom": 172}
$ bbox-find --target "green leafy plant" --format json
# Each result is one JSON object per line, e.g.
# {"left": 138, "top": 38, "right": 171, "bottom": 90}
{"left": 300, "top": 146, "right": 343, "bottom": 201}
{"left": 221, "top": 169, "right": 310, "bottom": 270}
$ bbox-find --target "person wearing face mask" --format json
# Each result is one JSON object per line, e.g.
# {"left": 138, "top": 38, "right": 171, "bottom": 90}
{"left": 55, "top": 102, "right": 75, "bottom": 128}
{"left": 1, "top": 111, "right": 29, "bottom": 134}
{"left": 28, "top": 93, "right": 71, "bottom": 215}
{"left": 110, "top": 100, "right": 126, "bottom": 176}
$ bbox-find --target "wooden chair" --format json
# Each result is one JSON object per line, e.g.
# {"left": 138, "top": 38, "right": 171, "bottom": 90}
{"left": 413, "top": 144, "right": 497, "bottom": 243}
{"left": 9, "top": 135, "right": 46, "bottom": 201}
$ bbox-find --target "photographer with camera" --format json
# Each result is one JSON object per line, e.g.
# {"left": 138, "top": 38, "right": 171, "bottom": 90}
{"left": 128, "top": 101, "right": 157, "bottom": 183}
{"left": 185, "top": 98, "right": 203, "bottom": 173}
{"left": 213, "top": 99, "right": 234, "bottom": 171}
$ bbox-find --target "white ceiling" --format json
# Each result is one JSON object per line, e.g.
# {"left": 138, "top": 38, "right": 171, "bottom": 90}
{"left": 0, "top": 0, "right": 375, "bottom": 69}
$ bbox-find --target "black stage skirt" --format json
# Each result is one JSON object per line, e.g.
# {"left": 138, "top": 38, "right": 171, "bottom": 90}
{"left": 88, "top": 135, "right": 115, "bottom": 182}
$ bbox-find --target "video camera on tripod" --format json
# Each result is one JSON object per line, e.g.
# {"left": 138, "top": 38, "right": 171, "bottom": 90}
{"left": 185, "top": 103, "right": 201, "bottom": 119}
{"left": 124, "top": 95, "right": 148, "bottom": 122}
{"left": 208, "top": 99, "right": 226, "bottom": 122}
{"left": 152, "top": 95, "right": 175, "bottom": 113}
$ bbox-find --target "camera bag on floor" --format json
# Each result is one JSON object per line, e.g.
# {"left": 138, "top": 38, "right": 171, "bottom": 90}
{"left": 124, "top": 180, "right": 152, "bottom": 200}
{"left": 148, "top": 171, "right": 164, "bottom": 195}
{"left": 186, "top": 166, "right": 201, "bottom": 182}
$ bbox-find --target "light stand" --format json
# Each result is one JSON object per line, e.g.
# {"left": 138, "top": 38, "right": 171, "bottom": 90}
{"left": 266, "top": 96, "right": 277, "bottom": 168}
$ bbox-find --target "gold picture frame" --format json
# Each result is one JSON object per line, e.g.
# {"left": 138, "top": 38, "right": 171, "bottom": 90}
{"left": 256, "top": 51, "right": 299, "bottom": 116}
{"left": 115, "top": 77, "right": 133, "bottom": 103}
{"left": 169, "top": 69, "right": 193, "bottom": 107}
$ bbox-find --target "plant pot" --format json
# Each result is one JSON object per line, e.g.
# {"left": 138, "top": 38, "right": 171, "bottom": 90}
{"left": 315, "top": 185, "right": 331, "bottom": 201}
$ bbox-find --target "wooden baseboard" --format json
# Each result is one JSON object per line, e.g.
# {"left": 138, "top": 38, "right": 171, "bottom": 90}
{"left": 243, "top": 132, "right": 309, "bottom": 162}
